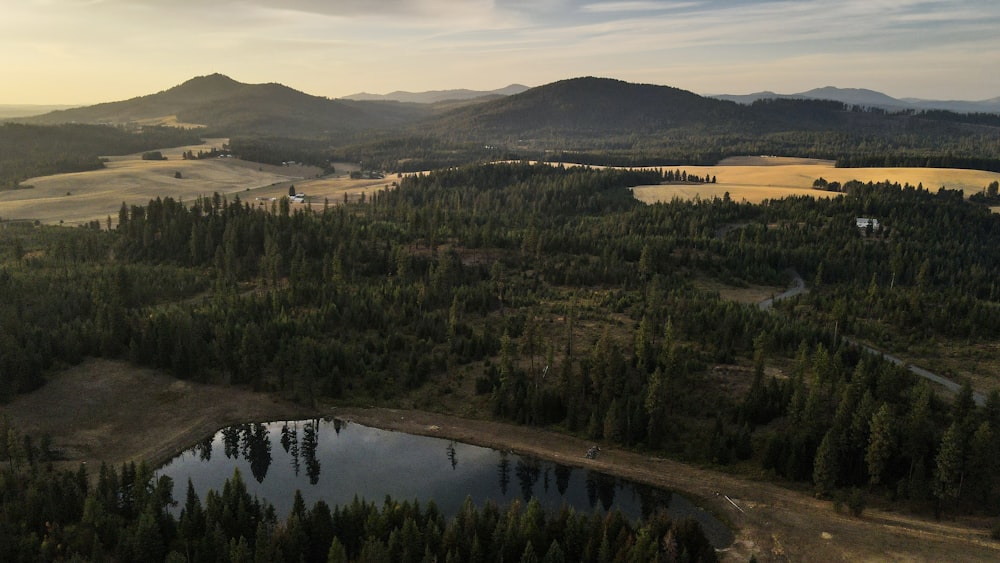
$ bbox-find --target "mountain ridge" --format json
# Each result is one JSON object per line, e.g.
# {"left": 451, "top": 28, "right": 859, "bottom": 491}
{"left": 14, "top": 74, "right": 1000, "bottom": 144}
{"left": 712, "top": 86, "right": 1000, "bottom": 114}
{"left": 343, "top": 84, "right": 530, "bottom": 104}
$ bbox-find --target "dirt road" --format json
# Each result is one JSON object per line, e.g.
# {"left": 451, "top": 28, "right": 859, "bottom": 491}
{"left": 332, "top": 407, "right": 999, "bottom": 563}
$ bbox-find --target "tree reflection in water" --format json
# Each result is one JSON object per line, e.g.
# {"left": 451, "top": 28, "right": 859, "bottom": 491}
{"left": 497, "top": 451, "right": 511, "bottom": 496}
{"left": 554, "top": 463, "right": 572, "bottom": 496}
{"left": 446, "top": 441, "right": 457, "bottom": 470}
{"left": 301, "top": 419, "right": 321, "bottom": 485}
{"left": 515, "top": 458, "right": 541, "bottom": 501}
{"left": 161, "top": 419, "right": 733, "bottom": 549}
{"left": 246, "top": 423, "right": 271, "bottom": 483}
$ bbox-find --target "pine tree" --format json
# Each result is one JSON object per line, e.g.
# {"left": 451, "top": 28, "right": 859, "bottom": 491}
{"left": 933, "top": 422, "right": 965, "bottom": 508}
{"left": 866, "top": 403, "right": 895, "bottom": 487}
{"left": 813, "top": 427, "right": 842, "bottom": 496}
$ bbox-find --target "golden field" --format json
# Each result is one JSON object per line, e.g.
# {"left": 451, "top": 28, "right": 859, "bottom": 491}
{"left": 0, "top": 139, "right": 391, "bottom": 226}
{"left": 6, "top": 149, "right": 1000, "bottom": 226}
{"left": 631, "top": 156, "right": 1000, "bottom": 204}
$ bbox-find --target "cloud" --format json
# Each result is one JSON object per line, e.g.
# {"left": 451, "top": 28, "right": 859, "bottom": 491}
{"left": 580, "top": 1, "right": 701, "bottom": 13}
{"left": 2, "top": 0, "right": 998, "bottom": 103}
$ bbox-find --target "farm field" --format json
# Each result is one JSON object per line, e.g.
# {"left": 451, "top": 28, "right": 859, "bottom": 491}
{"left": 7, "top": 150, "right": 1000, "bottom": 227}
{"left": 631, "top": 156, "right": 1000, "bottom": 204}
{"left": 0, "top": 137, "right": 397, "bottom": 226}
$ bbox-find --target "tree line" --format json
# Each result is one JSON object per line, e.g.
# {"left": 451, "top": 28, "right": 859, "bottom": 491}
{"left": 0, "top": 123, "right": 201, "bottom": 188}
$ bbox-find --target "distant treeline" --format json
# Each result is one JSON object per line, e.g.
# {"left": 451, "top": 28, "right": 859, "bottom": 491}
{"left": 228, "top": 137, "right": 334, "bottom": 169}
{"left": 0, "top": 123, "right": 201, "bottom": 188}
{"left": 836, "top": 154, "right": 1000, "bottom": 172}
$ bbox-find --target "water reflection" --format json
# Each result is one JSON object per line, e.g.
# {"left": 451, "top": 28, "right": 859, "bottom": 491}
{"left": 158, "top": 419, "right": 732, "bottom": 548}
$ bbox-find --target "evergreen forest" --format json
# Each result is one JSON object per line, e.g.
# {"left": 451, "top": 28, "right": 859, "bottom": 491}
{"left": 4, "top": 161, "right": 1000, "bottom": 560}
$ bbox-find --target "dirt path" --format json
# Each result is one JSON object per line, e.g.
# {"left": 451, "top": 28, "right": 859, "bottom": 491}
{"left": 2, "top": 360, "right": 997, "bottom": 562}
{"left": 332, "top": 407, "right": 999, "bottom": 563}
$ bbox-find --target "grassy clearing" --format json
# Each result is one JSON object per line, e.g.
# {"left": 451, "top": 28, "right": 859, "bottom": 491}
{"left": 631, "top": 157, "right": 1000, "bottom": 204}
{"left": 0, "top": 136, "right": 401, "bottom": 226}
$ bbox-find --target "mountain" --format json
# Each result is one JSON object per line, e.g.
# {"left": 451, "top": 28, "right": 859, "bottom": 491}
{"left": 420, "top": 77, "right": 745, "bottom": 141}
{"left": 713, "top": 86, "right": 1000, "bottom": 114}
{"left": 16, "top": 74, "right": 1000, "bottom": 151}
{"left": 19, "top": 74, "right": 435, "bottom": 137}
{"left": 343, "top": 84, "right": 530, "bottom": 104}
{"left": 798, "top": 87, "right": 905, "bottom": 109}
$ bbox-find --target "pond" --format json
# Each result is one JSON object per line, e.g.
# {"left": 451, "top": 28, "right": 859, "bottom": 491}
{"left": 157, "top": 418, "right": 732, "bottom": 548}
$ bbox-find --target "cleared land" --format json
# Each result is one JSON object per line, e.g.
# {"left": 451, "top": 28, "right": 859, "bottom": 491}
{"left": 0, "top": 139, "right": 390, "bottom": 226}
{"left": 7, "top": 151, "right": 1000, "bottom": 225}
{"left": 0, "top": 359, "right": 315, "bottom": 473}
{"left": 631, "top": 156, "right": 1000, "bottom": 204}
{"left": 2, "top": 362, "right": 997, "bottom": 562}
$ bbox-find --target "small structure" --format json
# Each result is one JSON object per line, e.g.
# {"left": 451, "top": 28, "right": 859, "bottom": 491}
{"left": 856, "top": 217, "right": 880, "bottom": 231}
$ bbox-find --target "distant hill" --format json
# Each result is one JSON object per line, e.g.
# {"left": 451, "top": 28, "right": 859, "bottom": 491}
{"left": 343, "top": 84, "right": 529, "bottom": 104}
{"left": 0, "top": 104, "right": 79, "bottom": 120}
{"left": 420, "top": 77, "right": 746, "bottom": 141}
{"left": 14, "top": 74, "right": 1000, "bottom": 167}
{"left": 713, "top": 86, "right": 1000, "bottom": 114}
{"left": 19, "top": 74, "right": 435, "bottom": 137}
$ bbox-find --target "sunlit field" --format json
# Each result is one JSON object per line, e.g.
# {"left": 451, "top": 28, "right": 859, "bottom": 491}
{"left": 631, "top": 156, "right": 1000, "bottom": 204}
{"left": 0, "top": 139, "right": 384, "bottom": 226}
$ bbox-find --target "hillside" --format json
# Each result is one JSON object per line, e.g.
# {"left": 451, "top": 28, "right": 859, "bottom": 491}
{"left": 407, "top": 77, "right": 1000, "bottom": 166}
{"left": 12, "top": 74, "right": 1000, "bottom": 172}
{"left": 20, "top": 74, "right": 434, "bottom": 137}
{"left": 421, "top": 77, "right": 744, "bottom": 141}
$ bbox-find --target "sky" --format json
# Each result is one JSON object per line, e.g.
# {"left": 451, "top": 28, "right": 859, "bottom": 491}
{"left": 2, "top": 0, "right": 999, "bottom": 105}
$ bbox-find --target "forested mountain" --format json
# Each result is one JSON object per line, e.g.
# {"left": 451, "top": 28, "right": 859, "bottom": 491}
{"left": 19, "top": 74, "right": 435, "bottom": 137}
{"left": 421, "top": 77, "right": 744, "bottom": 141}
{"left": 21, "top": 74, "right": 1000, "bottom": 150}
{"left": 15, "top": 75, "right": 1000, "bottom": 171}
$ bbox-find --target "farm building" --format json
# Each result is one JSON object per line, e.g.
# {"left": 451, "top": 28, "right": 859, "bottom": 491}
{"left": 856, "top": 217, "right": 880, "bottom": 231}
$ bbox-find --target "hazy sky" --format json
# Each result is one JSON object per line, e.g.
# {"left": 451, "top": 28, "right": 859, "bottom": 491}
{"left": 2, "top": 0, "right": 998, "bottom": 105}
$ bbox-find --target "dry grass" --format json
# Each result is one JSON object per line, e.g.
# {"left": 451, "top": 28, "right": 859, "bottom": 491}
{"left": 131, "top": 115, "right": 206, "bottom": 129}
{"left": 0, "top": 137, "right": 403, "bottom": 225}
{"left": 8, "top": 152, "right": 1000, "bottom": 225}
{"left": 245, "top": 173, "right": 397, "bottom": 210}
{"left": 630, "top": 157, "right": 1000, "bottom": 204}
{"left": 694, "top": 277, "right": 785, "bottom": 304}
{"left": 0, "top": 358, "right": 315, "bottom": 473}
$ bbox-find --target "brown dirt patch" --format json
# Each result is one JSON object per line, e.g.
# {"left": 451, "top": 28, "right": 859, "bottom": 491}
{"left": 0, "top": 358, "right": 316, "bottom": 472}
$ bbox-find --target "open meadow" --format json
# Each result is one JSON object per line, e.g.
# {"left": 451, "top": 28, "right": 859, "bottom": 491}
{"left": 631, "top": 156, "right": 1000, "bottom": 204}
{"left": 0, "top": 139, "right": 388, "bottom": 226}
